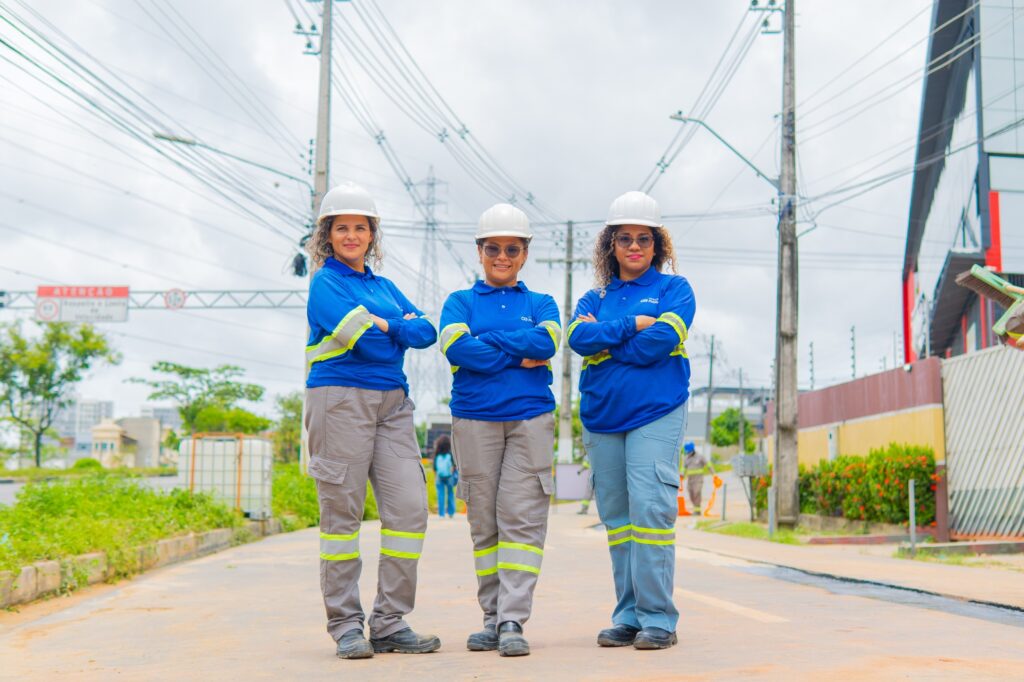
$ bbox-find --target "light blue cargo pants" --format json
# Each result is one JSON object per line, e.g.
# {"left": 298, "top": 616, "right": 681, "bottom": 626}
{"left": 583, "top": 403, "right": 687, "bottom": 633}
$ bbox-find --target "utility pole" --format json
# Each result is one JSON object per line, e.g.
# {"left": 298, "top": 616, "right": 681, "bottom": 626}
{"left": 850, "top": 325, "right": 857, "bottom": 379}
{"left": 557, "top": 221, "right": 575, "bottom": 464}
{"left": 311, "top": 0, "right": 333, "bottom": 216}
{"left": 738, "top": 368, "right": 745, "bottom": 455}
{"left": 302, "top": 0, "right": 333, "bottom": 473}
{"left": 704, "top": 335, "right": 715, "bottom": 458}
{"left": 409, "top": 166, "right": 447, "bottom": 413}
{"left": 809, "top": 341, "right": 815, "bottom": 391}
{"left": 773, "top": 0, "right": 799, "bottom": 526}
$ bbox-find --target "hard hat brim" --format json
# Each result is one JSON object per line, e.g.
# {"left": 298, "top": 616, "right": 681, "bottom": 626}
{"left": 606, "top": 218, "right": 663, "bottom": 228}
{"left": 475, "top": 230, "right": 533, "bottom": 240}
{"left": 319, "top": 209, "right": 380, "bottom": 220}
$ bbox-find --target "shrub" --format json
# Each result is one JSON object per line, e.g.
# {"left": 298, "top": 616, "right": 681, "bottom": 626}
{"left": 71, "top": 458, "right": 103, "bottom": 470}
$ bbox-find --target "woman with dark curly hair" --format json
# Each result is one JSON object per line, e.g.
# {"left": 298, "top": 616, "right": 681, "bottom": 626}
{"left": 567, "top": 190, "right": 696, "bottom": 651}
{"left": 304, "top": 181, "right": 440, "bottom": 660}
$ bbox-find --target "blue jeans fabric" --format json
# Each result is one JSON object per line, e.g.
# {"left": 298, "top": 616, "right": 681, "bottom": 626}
{"left": 436, "top": 477, "right": 456, "bottom": 517}
{"left": 583, "top": 403, "right": 687, "bottom": 632}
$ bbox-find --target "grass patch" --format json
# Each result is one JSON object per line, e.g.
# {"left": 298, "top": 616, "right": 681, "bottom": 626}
{"left": 0, "top": 473, "right": 241, "bottom": 578}
{"left": 899, "top": 552, "right": 1024, "bottom": 573}
{"left": 696, "top": 520, "right": 803, "bottom": 545}
{"left": 0, "top": 466, "right": 176, "bottom": 481}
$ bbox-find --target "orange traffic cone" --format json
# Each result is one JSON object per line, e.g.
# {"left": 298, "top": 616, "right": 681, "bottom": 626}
{"left": 677, "top": 475, "right": 692, "bottom": 516}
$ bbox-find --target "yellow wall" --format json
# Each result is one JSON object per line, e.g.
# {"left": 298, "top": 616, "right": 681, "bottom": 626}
{"left": 767, "top": 406, "right": 946, "bottom": 466}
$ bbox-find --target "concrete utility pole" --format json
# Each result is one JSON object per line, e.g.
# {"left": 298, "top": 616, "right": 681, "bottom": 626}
{"left": 302, "top": 0, "right": 333, "bottom": 473}
{"left": 704, "top": 335, "right": 715, "bottom": 457}
{"left": 311, "top": 0, "right": 333, "bottom": 217}
{"left": 557, "top": 221, "right": 575, "bottom": 464}
{"left": 738, "top": 368, "right": 745, "bottom": 455}
{"left": 773, "top": 0, "right": 799, "bottom": 526}
{"left": 850, "top": 325, "right": 857, "bottom": 379}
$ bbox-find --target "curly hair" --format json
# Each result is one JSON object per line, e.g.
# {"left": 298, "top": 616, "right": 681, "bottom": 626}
{"left": 591, "top": 224, "right": 676, "bottom": 288}
{"left": 306, "top": 214, "right": 384, "bottom": 271}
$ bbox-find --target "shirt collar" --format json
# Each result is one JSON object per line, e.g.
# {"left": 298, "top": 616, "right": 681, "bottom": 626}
{"left": 472, "top": 279, "right": 528, "bottom": 295}
{"left": 608, "top": 266, "right": 659, "bottom": 290}
{"left": 324, "top": 257, "right": 375, "bottom": 279}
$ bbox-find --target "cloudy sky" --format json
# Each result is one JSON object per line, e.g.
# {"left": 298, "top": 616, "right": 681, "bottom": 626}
{"left": 0, "top": 0, "right": 935, "bottom": 425}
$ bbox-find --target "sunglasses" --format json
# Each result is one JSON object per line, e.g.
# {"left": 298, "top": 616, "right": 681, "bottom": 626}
{"left": 614, "top": 234, "right": 654, "bottom": 249}
{"left": 481, "top": 243, "right": 524, "bottom": 258}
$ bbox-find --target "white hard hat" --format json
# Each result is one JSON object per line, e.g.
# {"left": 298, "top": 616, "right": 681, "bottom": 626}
{"left": 476, "top": 203, "right": 532, "bottom": 240}
{"left": 318, "top": 181, "right": 379, "bottom": 224}
{"left": 605, "top": 191, "right": 662, "bottom": 228}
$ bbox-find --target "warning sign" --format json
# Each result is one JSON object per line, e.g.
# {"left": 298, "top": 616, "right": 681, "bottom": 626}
{"left": 35, "top": 286, "right": 130, "bottom": 323}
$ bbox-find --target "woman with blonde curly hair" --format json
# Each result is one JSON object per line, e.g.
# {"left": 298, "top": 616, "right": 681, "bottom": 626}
{"left": 304, "top": 181, "right": 440, "bottom": 660}
{"left": 567, "top": 190, "right": 696, "bottom": 652}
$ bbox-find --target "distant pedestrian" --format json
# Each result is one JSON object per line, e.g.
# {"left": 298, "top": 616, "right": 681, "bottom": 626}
{"left": 304, "top": 182, "right": 440, "bottom": 659}
{"left": 568, "top": 191, "right": 696, "bottom": 651}
{"left": 682, "top": 442, "right": 715, "bottom": 514}
{"left": 440, "top": 203, "right": 561, "bottom": 657}
{"left": 577, "top": 455, "right": 594, "bottom": 515}
{"left": 433, "top": 435, "right": 457, "bottom": 518}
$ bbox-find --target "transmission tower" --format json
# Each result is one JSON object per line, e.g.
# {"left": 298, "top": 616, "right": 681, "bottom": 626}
{"left": 407, "top": 166, "right": 449, "bottom": 413}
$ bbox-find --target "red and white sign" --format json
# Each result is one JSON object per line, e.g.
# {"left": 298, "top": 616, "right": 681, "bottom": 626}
{"left": 163, "top": 288, "right": 188, "bottom": 310}
{"left": 35, "top": 286, "right": 130, "bottom": 323}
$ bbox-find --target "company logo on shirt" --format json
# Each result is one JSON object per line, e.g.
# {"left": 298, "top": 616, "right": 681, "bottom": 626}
{"left": 521, "top": 316, "right": 534, "bottom": 323}
{"left": 639, "top": 297, "right": 659, "bottom": 304}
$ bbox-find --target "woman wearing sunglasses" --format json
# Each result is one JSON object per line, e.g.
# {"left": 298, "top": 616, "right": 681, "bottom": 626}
{"left": 568, "top": 191, "right": 696, "bottom": 651}
{"left": 439, "top": 203, "right": 561, "bottom": 657}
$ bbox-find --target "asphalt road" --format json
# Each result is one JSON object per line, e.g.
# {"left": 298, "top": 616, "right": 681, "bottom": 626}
{"left": 2, "top": 512, "right": 1022, "bottom": 680}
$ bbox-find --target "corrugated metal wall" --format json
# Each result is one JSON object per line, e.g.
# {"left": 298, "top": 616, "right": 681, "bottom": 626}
{"left": 942, "top": 345, "right": 1024, "bottom": 537}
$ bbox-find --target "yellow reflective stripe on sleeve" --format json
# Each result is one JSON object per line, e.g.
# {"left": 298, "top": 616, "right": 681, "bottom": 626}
{"left": 656, "top": 312, "right": 688, "bottom": 344}
{"left": 439, "top": 323, "right": 470, "bottom": 354}
{"left": 306, "top": 305, "right": 373, "bottom": 366}
{"left": 582, "top": 350, "right": 612, "bottom": 370}
{"left": 566, "top": 318, "right": 584, "bottom": 340}
{"left": 539, "top": 320, "right": 562, "bottom": 350}
{"left": 670, "top": 343, "right": 689, "bottom": 359}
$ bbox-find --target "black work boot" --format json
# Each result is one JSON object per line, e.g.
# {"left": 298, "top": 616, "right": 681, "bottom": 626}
{"left": 498, "top": 621, "right": 529, "bottom": 657}
{"left": 336, "top": 630, "right": 374, "bottom": 659}
{"left": 596, "top": 624, "right": 641, "bottom": 647}
{"left": 466, "top": 623, "right": 499, "bottom": 651}
{"left": 633, "top": 627, "right": 678, "bottom": 650}
{"left": 370, "top": 627, "right": 441, "bottom": 654}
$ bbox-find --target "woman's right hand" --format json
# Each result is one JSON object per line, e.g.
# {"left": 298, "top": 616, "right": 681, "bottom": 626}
{"left": 635, "top": 315, "right": 657, "bottom": 331}
{"left": 520, "top": 358, "right": 551, "bottom": 369}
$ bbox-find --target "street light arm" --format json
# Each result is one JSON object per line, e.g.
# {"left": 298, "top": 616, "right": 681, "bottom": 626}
{"left": 669, "top": 112, "right": 780, "bottom": 191}
{"left": 153, "top": 132, "right": 314, "bottom": 196}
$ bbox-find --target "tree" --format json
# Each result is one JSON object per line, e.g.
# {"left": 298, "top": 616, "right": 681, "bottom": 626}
{"left": 709, "top": 407, "right": 756, "bottom": 453}
{"left": 193, "top": 405, "right": 271, "bottom": 434}
{"left": 129, "top": 362, "right": 265, "bottom": 434}
{"left": 272, "top": 391, "right": 302, "bottom": 462}
{"left": 0, "top": 322, "right": 119, "bottom": 467}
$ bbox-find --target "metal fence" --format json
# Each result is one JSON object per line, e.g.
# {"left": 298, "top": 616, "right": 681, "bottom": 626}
{"left": 942, "top": 345, "right": 1024, "bottom": 537}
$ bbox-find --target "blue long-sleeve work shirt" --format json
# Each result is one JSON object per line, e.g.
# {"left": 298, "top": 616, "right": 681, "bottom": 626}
{"left": 306, "top": 257, "right": 436, "bottom": 393}
{"left": 439, "top": 280, "right": 561, "bottom": 422}
{"left": 568, "top": 266, "right": 696, "bottom": 433}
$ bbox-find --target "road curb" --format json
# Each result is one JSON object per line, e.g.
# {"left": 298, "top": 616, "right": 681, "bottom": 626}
{"left": 0, "top": 518, "right": 282, "bottom": 609}
{"left": 684, "top": 543, "right": 1024, "bottom": 615}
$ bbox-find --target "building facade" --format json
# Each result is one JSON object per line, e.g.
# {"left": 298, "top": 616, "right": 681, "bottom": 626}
{"left": 51, "top": 397, "right": 114, "bottom": 458}
{"left": 903, "top": 0, "right": 1024, "bottom": 361}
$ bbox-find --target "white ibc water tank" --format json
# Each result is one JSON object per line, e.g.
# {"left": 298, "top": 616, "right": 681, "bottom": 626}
{"left": 177, "top": 435, "right": 273, "bottom": 519}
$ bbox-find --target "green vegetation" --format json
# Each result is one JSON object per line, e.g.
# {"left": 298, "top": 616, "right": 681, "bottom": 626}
{"left": 709, "top": 407, "right": 756, "bottom": 453}
{"left": 0, "top": 466, "right": 175, "bottom": 481}
{"left": 753, "top": 443, "right": 937, "bottom": 525}
{"left": 696, "top": 520, "right": 802, "bottom": 545}
{"left": 272, "top": 392, "right": 302, "bottom": 463}
{"left": 0, "top": 473, "right": 241, "bottom": 577}
{"left": 71, "top": 457, "right": 103, "bottom": 471}
{"left": 0, "top": 322, "right": 120, "bottom": 466}
{"left": 129, "top": 362, "right": 265, "bottom": 434}
{"left": 269, "top": 462, "right": 395, "bottom": 531}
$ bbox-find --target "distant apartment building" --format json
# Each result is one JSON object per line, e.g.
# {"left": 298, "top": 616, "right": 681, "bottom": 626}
{"left": 140, "top": 405, "right": 184, "bottom": 433}
{"left": 51, "top": 397, "right": 114, "bottom": 457}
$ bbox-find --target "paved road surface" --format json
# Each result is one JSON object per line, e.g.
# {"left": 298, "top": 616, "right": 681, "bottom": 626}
{"left": 2, "top": 513, "right": 1022, "bottom": 680}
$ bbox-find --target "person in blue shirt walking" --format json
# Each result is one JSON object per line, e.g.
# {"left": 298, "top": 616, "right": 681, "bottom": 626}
{"left": 304, "top": 181, "right": 440, "bottom": 660}
{"left": 439, "top": 203, "right": 560, "bottom": 657}
{"left": 568, "top": 190, "right": 696, "bottom": 651}
{"left": 432, "top": 435, "right": 457, "bottom": 518}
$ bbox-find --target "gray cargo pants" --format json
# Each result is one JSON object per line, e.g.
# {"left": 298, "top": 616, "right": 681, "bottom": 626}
{"left": 452, "top": 412, "right": 554, "bottom": 627}
{"left": 305, "top": 386, "right": 428, "bottom": 642}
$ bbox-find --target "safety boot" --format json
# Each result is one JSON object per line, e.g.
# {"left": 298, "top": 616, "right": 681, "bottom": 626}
{"left": 633, "top": 627, "right": 678, "bottom": 650}
{"left": 466, "top": 623, "right": 499, "bottom": 651}
{"left": 336, "top": 630, "right": 374, "bottom": 659}
{"left": 498, "top": 621, "right": 529, "bottom": 657}
{"left": 370, "top": 627, "right": 441, "bottom": 654}
{"left": 597, "top": 623, "right": 640, "bottom": 647}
